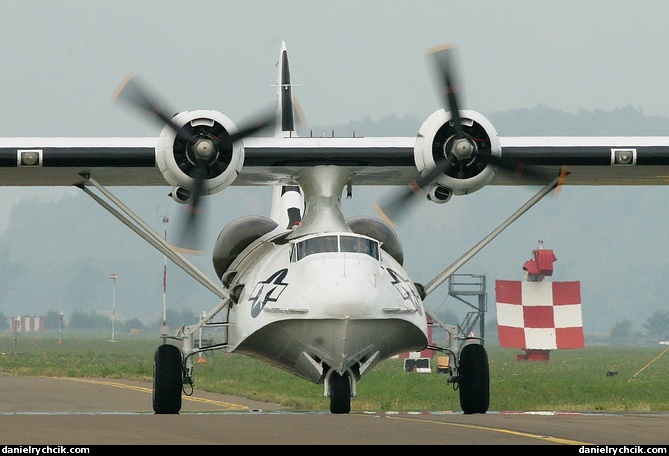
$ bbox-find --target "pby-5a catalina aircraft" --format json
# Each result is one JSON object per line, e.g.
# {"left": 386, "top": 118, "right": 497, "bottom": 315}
{"left": 2, "top": 41, "right": 669, "bottom": 415}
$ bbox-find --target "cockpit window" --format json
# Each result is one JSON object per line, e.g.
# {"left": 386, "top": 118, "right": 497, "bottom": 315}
{"left": 340, "top": 235, "right": 379, "bottom": 259}
{"left": 295, "top": 235, "right": 338, "bottom": 260}
{"left": 293, "top": 235, "right": 379, "bottom": 261}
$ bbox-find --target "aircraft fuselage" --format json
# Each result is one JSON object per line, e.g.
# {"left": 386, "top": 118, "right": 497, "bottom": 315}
{"left": 224, "top": 165, "right": 429, "bottom": 383}
{"left": 227, "top": 230, "right": 429, "bottom": 382}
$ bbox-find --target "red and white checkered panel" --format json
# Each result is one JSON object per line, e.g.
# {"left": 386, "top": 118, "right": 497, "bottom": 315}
{"left": 10, "top": 316, "right": 45, "bottom": 332}
{"left": 495, "top": 280, "right": 584, "bottom": 350}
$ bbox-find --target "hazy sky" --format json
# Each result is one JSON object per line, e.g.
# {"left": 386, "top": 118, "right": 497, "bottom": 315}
{"left": 2, "top": 1, "right": 669, "bottom": 333}
{"left": 3, "top": 1, "right": 669, "bottom": 132}
{"left": 2, "top": 0, "right": 669, "bottom": 220}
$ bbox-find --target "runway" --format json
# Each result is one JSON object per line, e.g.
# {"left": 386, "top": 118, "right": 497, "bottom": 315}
{"left": 0, "top": 375, "right": 667, "bottom": 445}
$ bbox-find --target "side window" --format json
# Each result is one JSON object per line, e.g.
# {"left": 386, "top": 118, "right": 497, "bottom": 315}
{"left": 368, "top": 240, "right": 379, "bottom": 259}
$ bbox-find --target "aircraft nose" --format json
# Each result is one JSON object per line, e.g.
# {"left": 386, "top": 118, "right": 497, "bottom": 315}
{"left": 297, "top": 256, "right": 384, "bottom": 316}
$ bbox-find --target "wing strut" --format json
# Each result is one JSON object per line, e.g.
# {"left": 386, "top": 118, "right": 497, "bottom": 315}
{"left": 422, "top": 173, "right": 564, "bottom": 297}
{"left": 76, "top": 175, "right": 230, "bottom": 302}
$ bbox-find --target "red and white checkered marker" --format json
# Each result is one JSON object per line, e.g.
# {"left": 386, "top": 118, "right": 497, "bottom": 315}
{"left": 495, "top": 280, "right": 584, "bottom": 350}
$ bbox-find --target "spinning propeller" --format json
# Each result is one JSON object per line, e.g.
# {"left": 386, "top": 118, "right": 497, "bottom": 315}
{"left": 375, "top": 44, "right": 565, "bottom": 226}
{"left": 113, "top": 74, "right": 276, "bottom": 253}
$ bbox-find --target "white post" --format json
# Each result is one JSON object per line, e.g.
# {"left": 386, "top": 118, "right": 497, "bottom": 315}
{"left": 161, "top": 214, "right": 169, "bottom": 340}
{"left": 109, "top": 273, "right": 118, "bottom": 341}
{"left": 58, "top": 311, "right": 63, "bottom": 344}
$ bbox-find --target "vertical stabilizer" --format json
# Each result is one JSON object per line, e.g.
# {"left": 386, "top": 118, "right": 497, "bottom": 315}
{"left": 270, "top": 43, "right": 304, "bottom": 228}
{"left": 275, "top": 41, "right": 297, "bottom": 138}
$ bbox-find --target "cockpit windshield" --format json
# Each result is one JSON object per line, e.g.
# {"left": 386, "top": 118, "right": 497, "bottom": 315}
{"left": 293, "top": 234, "right": 379, "bottom": 261}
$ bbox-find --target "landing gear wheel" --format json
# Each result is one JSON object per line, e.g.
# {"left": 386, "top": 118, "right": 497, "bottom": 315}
{"left": 329, "top": 372, "right": 351, "bottom": 414}
{"left": 153, "top": 344, "right": 183, "bottom": 414}
{"left": 458, "top": 343, "right": 490, "bottom": 414}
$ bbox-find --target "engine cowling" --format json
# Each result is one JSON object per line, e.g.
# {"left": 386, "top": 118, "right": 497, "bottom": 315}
{"left": 212, "top": 215, "right": 279, "bottom": 281}
{"left": 414, "top": 109, "right": 501, "bottom": 198}
{"left": 156, "top": 110, "right": 244, "bottom": 197}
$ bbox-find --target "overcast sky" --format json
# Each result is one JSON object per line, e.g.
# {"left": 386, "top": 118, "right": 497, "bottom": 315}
{"left": 3, "top": 1, "right": 669, "bottom": 132}
{"left": 2, "top": 1, "right": 669, "bottom": 332}
{"left": 2, "top": 0, "right": 669, "bottom": 218}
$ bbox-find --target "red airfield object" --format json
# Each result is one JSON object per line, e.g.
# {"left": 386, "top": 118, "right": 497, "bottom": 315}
{"left": 496, "top": 241, "right": 584, "bottom": 361}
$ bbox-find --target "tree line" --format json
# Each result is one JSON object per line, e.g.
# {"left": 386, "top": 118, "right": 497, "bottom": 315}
{"left": 0, "top": 306, "right": 667, "bottom": 345}
{"left": 0, "top": 307, "right": 198, "bottom": 334}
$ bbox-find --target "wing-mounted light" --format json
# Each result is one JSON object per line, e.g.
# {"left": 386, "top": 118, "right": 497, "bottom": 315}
{"left": 414, "top": 108, "right": 501, "bottom": 197}
{"left": 156, "top": 109, "right": 244, "bottom": 197}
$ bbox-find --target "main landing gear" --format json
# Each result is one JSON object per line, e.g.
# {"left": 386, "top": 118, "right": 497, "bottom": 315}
{"left": 457, "top": 343, "right": 490, "bottom": 414}
{"left": 152, "top": 344, "right": 183, "bottom": 414}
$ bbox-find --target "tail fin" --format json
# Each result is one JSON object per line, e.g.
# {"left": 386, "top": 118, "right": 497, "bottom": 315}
{"left": 269, "top": 43, "right": 304, "bottom": 227}
{"left": 274, "top": 41, "right": 298, "bottom": 137}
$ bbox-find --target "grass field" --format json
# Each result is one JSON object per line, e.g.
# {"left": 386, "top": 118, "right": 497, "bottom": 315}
{"left": 1, "top": 330, "right": 668, "bottom": 412}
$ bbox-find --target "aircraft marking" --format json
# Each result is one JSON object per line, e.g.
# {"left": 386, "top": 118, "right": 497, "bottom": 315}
{"left": 385, "top": 268, "right": 423, "bottom": 315}
{"left": 249, "top": 268, "right": 290, "bottom": 318}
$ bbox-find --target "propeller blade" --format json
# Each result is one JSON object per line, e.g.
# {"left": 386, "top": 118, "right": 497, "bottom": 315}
{"left": 483, "top": 152, "right": 569, "bottom": 186}
{"left": 553, "top": 165, "right": 569, "bottom": 197}
{"left": 375, "top": 45, "right": 467, "bottom": 226}
{"left": 218, "top": 111, "right": 277, "bottom": 146}
{"left": 174, "top": 157, "right": 207, "bottom": 254}
{"left": 113, "top": 74, "right": 193, "bottom": 143}
{"left": 114, "top": 73, "right": 277, "bottom": 253}
{"left": 429, "top": 44, "right": 465, "bottom": 140}
{"left": 174, "top": 111, "right": 275, "bottom": 253}
{"left": 375, "top": 157, "right": 453, "bottom": 226}
{"left": 375, "top": 44, "right": 570, "bottom": 226}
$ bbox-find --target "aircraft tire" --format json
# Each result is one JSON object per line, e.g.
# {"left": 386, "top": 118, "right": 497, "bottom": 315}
{"left": 458, "top": 343, "right": 490, "bottom": 414}
{"left": 153, "top": 344, "right": 183, "bottom": 414}
{"left": 329, "top": 372, "right": 351, "bottom": 414}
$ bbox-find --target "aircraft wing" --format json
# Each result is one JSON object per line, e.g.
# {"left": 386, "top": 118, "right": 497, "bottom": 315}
{"left": 0, "top": 137, "right": 161, "bottom": 186}
{"left": 1, "top": 134, "right": 669, "bottom": 189}
{"left": 494, "top": 136, "right": 669, "bottom": 185}
{"left": 4, "top": 39, "right": 668, "bottom": 195}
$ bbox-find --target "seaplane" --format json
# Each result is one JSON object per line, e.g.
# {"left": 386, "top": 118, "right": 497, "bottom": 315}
{"left": 2, "top": 41, "right": 668, "bottom": 414}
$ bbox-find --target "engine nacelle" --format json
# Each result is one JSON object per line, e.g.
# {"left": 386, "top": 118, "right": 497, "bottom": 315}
{"left": 212, "top": 215, "right": 279, "bottom": 281}
{"left": 156, "top": 110, "right": 244, "bottom": 195}
{"left": 414, "top": 109, "right": 501, "bottom": 198}
{"left": 345, "top": 216, "right": 404, "bottom": 265}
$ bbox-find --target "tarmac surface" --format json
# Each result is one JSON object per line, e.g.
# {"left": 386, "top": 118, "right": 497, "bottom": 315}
{"left": 0, "top": 374, "right": 668, "bottom": 446}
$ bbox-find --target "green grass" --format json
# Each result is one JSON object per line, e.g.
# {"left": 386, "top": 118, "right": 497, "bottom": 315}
{"left": 1, "top": 330, "right": 668, "bottom": 412}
